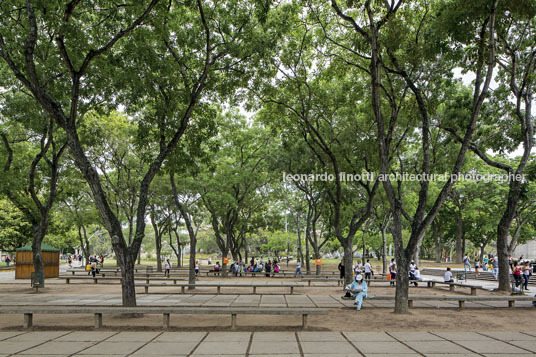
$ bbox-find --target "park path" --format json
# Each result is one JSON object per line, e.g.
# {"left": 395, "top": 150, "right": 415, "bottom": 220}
{"left": 0, "top": 330, "right": 535, "bottom": 356}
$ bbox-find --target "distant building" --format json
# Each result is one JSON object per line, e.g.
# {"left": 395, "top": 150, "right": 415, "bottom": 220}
{"left": 513, "top": 240, "right": 536, "bottom": 259}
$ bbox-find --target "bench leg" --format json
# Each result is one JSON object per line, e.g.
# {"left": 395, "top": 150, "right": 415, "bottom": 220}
{"left": 471, "top": 287, "right": 477, "bottom": 296}
{"left": 94, "top": 313, "right": 102, "bottom": 328}
{"left": 217, "top": 286, "right": 221, "bottom": 294}
{"left": 181, "top": 286, "right": 185, "bottom": 294}
{"left": 291, "top": 287, "right": 294, "bottom": 295}
{"left": 72, "top": 271, "right": 75, "bottom": 275}
{"left": 66, "top": 279, "right": 70, "bottom": 284}
{"left": 408, "top": 300, "right": 413, "bottom": 308}
{"left": 253, "top": 286, "right": 257, "bottom": 294}
{"left": 94, "top": 278, "right": 98, "bottom": 284}
{"left": 146, "top": 279, "right": 149, "bottom": 285}
{"left": 458, "top": 301, "right": 465, "bottom": 309}
{"left": 231, "top": 314, "right": 237, "bottom": 330}
{"left": 449, "top": 284, "right": 455, "bottom": 292}
{"left": 144, "top": 286, "right": 148, "bottom": 294}
{"left": 308, "top": 280, "right": 311, "bottom": 287}
{"left": 23, "top": 313, "right": 33, "bottom": 329}
{"left": 427, "top": 281, "right": 431, "bottom": 288}
{"left": 431, "top": 282, "right": 435, "bottom": 288}
{"left": 174, "top": 280, "right": 177, "bottom": 284}
{"left": 163, "top": 313, "right": 170, "bottom": 328}
{"left": 508, "top": 300, "right": 515, "bottom": 308}
{"left": 302, "top": 314, "right": 308, "bottom": 329}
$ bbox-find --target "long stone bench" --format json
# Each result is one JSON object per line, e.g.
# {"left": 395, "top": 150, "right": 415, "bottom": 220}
{"left": 424, "top": 281, "right": 487, "bottom": 295}
{"left": 137, "top": 282, "right": 303, "bottom": 295}
{"left": 0, "top": 306, "right": 326, "bottom": 329}
{"left": 60, "top": 276, "right": 186, "bottom": 284}
{"left": 369, "top": 295, "right": 536, "bottom": 309}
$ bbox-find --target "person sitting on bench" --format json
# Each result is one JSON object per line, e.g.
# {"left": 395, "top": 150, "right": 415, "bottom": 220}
{"left": 350, "top": 274, "right": 368, "bottom": 311}
{"left": 444, "top": 267, "right": 454, "bottom": 283}
{"left": 214, "top": 262, "right": 221, "bottom": 271}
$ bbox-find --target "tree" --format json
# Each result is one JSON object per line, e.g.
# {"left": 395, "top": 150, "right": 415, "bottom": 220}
{"left": 325, "top": 0, "right": 498, "bottom": 312}
{"left": 0, "top": 0, "right": 282, "bottom": 305}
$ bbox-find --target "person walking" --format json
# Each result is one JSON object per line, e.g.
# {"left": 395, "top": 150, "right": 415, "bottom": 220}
{"left": 463, "top": 254, "right": 471, "bottom": 272}
{"left": 492, "top": 256, "right": 499, "bottom": 280}
{"left": 294, "top": 259, "right": 304, "bottom": 278}
{"left": 364, "top": 260, "right": 372, "bottom": 280}
{"left": 195, "top": 260, "right": 200, "bottom": 276}
{"left": 483, "top": 255, "right": 489, "bottom": 271}
{"left": 165, "top": 259, "right": 171, "bottom": 277}
{"left": 474, "top": 259, "right": 480, "bottom": 277}
{"left": 5, "top": 256, "right": 11, "bottom": 267}
{"left": 522, "top": 261, "right": 531, "bottom": 291}
{"left": 389, "top": 259, "right": 397, "bottom": 286}
{"left": 350, "top": 274, "right": 368, "bottom": 311}
{"left": 338, "top": 259, "right": 345, "bottom": 280}
{"left": 512, "top": 261, "right": 522, "bottom": 288}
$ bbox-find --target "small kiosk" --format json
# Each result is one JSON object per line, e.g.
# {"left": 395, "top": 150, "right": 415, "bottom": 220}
{"left": 15, "top": 244, "right": 60, "bottom": 279}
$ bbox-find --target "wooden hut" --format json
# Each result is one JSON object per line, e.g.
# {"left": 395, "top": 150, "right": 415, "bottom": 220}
{"left": 15, "top": 244, "right": 60, "bottom": 279}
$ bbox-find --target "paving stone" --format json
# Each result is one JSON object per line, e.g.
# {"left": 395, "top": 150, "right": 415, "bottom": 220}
{"left": 405, "top": 341, "right": 472, "bottom": 354}
{"left": 19, "top": 341, "right": 94, "bottom": 355}
{"left": 252, "top": 332, "right": 297, "bottom": 342}
{"left": 300, "top": 341, "right": 357, "bottom": 354}
{"left": 343, "top": 332, "right": 396, "bottom": 342}
{"left": 192, "top": 341, "right": 249, "bottom": 355}
{"left": 78, "top": 341, "right": 147, "bottom": 355}
{"left": 455, "top": 340, "right": 531, "bottom": 354}
{"left": 479, "top": 331, "right": 536, "bottom": 341}
{"left": 204, "top": 332, "right": 250, "bottom": 342}
{"left": 298, "top": 332, "right": 346, "bottom": 342}
{"left": 355, "top": 341, "right": 416, "bottom": 354}
{"left": 388, "top": 331, "right": 444, "bottom": 341}
{"left": 0, "top": 331, "right": 25, "bottom": 341}
{"left": 425, "top": 355, "right": 480, "bottom": 357}
{"left": 154, "top": 332, "right": 206, "bottom": 343}
{"left": 303, "top": 355, "right": 362, "bottom": 357}
{"left": 105, "top": 331, "right": 161, "bottom": 342}
{"left": 133, "top": 341, "right": 198, "bottom": 355}
{"left": 360, "top": 354, "right": 420, "bottom": 357}
{"left": 54, "top": 331, "right": 117, "bottom": 342}
{"left": 0, "top": 341, "right": 43, "bottom": 354}
{"left": 6, "top": 331, "right": 70, "bottom": 342}
{"left": 249, "top": 341, "right": 300, "bottom": 354}
{"left": 430, "top": 332, "right": 495, "bottom": 341}
{"left": 514, "top": 341, "right": 536, "bottom": 353}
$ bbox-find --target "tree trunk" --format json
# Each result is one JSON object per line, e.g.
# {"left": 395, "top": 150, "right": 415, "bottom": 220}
{"left": 343, "top": 244, "right": 353, "bottom": 286}
{"left": 305, "top": 232, "right": 311, "bottom": 274}
{"left": 361, "top": 229, "right": 367, "bottom": 263}
{"left": 116, "top": 248, "right": 137, "bottom": 307}
{"left": 433, "top": 220, "right": 442, "bottom": 263}
{"left": 455, "top": 212, "right": 463, "bottom": 263}
{"left": 32, "top": 224, "right": 45, "bottom": 284}
{"left": 394, "top": 247, "right": 410, "bottom": 314}
{"left": 382, "top": 225, "right": 387, "bottom": 274}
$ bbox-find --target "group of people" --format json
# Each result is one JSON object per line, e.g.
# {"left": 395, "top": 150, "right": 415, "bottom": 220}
{"left": 211, "top": 257, "right": 283, "bottom": 277}
{"left": 87, "top": 255, "right": 103, "bottom": 277}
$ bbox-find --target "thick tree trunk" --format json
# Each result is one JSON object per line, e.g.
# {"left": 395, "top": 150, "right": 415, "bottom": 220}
{"left": 32, "top": 224, "right": 45, "bottom": 283}
{"left": 117, "top": 249, "right": 137, "bottom": 307}
{"left": 343, "top": 244, "right": 353, "bottom": 286}
{"left": 394, "top": 247, "right": 410, "bottom": 314}
{"left": 455, "top": 212, "right": 463, "bottom": 263}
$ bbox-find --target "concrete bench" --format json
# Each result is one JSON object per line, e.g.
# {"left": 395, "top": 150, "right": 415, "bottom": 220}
{"left": 369, "top": 295, "right": 536, "bottom": 309}
{"left": 425, "top": 281, "right": 485, "bottom": 295}
{"left": 61, "top": 276, "right": 186, "bottom": 285}
{"left": 0, "top": 306, "right": 326, "bottom": 330}
{"left": 138, "top": 283, "right": 303, "bottom": 295}
{"left": 302, "top": 278, "right": 344, "bottom": 286}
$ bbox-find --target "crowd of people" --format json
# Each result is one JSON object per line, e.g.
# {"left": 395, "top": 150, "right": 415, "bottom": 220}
{"left": 207, "top": 257, "right": 283, "bottom": 277}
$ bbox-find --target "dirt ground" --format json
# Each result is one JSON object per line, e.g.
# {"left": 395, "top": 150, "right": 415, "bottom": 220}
{"left": 1, "top": 308, "right": 535, "bottom": 333}
{"left": 2, "top": 274, "right": 535, "bottom": 332}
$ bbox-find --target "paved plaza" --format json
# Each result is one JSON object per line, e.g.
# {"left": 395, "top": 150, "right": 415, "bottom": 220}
{"left": 0, "top": 330, "right": 535, "bottom": 356}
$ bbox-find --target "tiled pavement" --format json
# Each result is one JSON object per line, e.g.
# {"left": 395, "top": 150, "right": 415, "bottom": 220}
{"left": 0, "top": 293, "right": 534, "bottom": 309}
{"left": 0, "top": 330, "right": 535, "bottom": 356}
